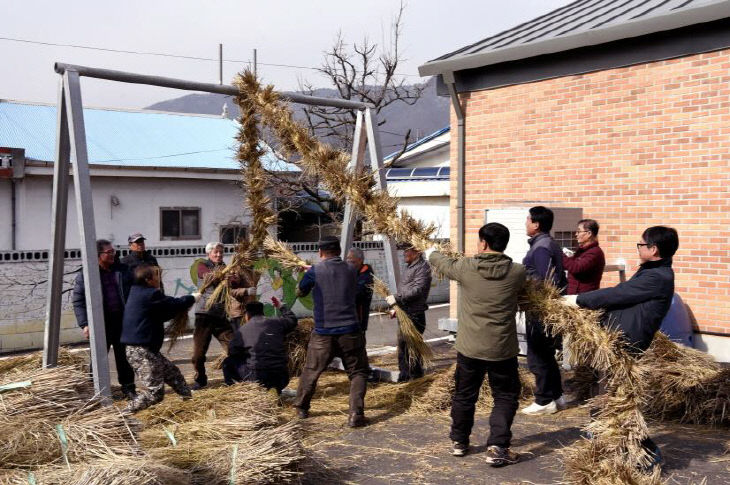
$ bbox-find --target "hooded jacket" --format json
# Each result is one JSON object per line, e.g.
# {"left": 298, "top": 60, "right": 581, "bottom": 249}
{"left": 429, "top": 251, "right": 526, "bottom": 361}
{"left": 577, "top": 258, "right": 674, "bottom": 353}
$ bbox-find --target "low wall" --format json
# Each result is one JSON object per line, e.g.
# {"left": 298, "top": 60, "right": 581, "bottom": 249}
{"left": 0, "top": 242, "right": 449, "bottom": 354}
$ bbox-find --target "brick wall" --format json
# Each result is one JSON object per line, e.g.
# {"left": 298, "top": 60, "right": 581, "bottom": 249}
{"left": 450, "top": 49, "right": 730, "bottom": 334}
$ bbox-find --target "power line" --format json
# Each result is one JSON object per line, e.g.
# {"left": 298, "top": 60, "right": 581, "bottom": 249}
{"left": 93, "top": 148, "right": 231, "bottom": 163}
{"left": 0, "top": 36, "right": 426, "bottom": 77}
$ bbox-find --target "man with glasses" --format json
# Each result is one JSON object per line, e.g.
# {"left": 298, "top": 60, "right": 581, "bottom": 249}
{"left": 72, "top": 239, "right": 136, "bottom": 399}
{"left": 563, "top": 226, "right": 679, "bottom": 470}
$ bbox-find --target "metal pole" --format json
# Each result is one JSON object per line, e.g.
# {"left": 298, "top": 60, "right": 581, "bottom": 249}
{"left": 339, "top": 111, "right": 366, "bottom": 256}
{"left": 364, "top": 108, "right": 401, "bottom": 293}
{"left": 63, "top": 70, "right": 111, "bottom": 398}
{"left": 219, "top": 44, "right": 223, "bottom": 85}
{"left": 54, "top": 63, "right": 373, "bottom": 110}
{"left": 43, "top": 77, "right": 71, "bottom": 368}
{"left": 253, "top": 48, "right": 257, "bottom": 77}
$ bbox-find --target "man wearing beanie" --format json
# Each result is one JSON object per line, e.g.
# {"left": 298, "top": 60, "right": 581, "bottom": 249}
{"left": 293, "top": 236, "right": 370, "bottom": 427}
{"left": 222, "top": 297, "right": 298, "bottom": 394}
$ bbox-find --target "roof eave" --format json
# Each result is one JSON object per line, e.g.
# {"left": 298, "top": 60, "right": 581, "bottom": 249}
{"left": 418, "top": 1, "right": 730, "bottom": 77}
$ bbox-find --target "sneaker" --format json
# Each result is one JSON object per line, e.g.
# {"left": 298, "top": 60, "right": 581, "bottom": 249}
{"left": 451, "top": 441, "right": 469, "bottom": 457}
{"left": 521, "top": 400, "right": 558, "bottom": 415}
{"left": 485, "top": 445, "right": 520, "bottom": 467}
{"left": 347, "top": 413, "right": 367, "bottom": 428}
{"left": 555, "top": 395, "right": 568, "bottom": 410}
{"left": 295, "top": 407, "right": 309, "bottom": 419}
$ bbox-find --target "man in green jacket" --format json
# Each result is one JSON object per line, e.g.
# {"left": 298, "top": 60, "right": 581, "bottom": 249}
{"left": 429, "top": 222, "right": 526, "bottom": 467}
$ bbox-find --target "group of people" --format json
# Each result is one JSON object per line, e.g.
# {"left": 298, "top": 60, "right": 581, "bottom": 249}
{"left": 429, "top": 206, "right": 677, "bottom": 468}
{"left": 73, "top": 211, "right": 679, "bottom": 468}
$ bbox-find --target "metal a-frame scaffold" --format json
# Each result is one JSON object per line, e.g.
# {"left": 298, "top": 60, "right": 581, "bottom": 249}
{"left": 44, "top": 62, "right": 402, "bottom": 399}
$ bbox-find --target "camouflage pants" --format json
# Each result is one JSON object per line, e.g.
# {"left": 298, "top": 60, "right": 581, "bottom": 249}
{"left": 125, "top": 346, "right": 191, "bottom": 412}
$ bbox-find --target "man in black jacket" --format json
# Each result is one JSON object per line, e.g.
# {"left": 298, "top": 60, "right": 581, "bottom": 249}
{"left": 346, "top": 247, "right": 374, "bottom": 332}
{"left": 563, "top": 225, "right": 679, "bottom": 469}
{"left": 72, "top": 239, "right": 136, "bottom": 399}
{"left": 385, "top": 245, "right": 432, "bottom": 382}
{"left": 222, "top": 298, "right": 298, "bottom": 393}
{"left": 121, "top": 264, "right": 199, "bottom": 412}
{"left": 121, "top": 233, "right": 164, "bottom": 293}
{"left": 294, "top": 236, "right": 370, "bottom": 427}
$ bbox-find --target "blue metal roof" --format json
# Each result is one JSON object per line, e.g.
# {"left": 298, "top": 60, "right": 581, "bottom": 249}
{"left": 0, "top": 100, "right": 298, "bottom": 172}
{"left": 384, "top": 126, "right": 450, "bottom": 161}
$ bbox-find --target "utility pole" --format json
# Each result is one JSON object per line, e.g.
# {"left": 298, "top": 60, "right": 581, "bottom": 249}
{"left": 253, "top": 48, "right": 257, "bottom": 78}
{"left": 219, "top": 43, "right": 223, "bottom": 85}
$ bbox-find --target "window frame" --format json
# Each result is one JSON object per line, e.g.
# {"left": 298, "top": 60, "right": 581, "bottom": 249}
{"left": 159, "top": 207, "right": 202, "bottom": 241}
{"left": 219, "top": 224, "right": 249, "bottom": 245}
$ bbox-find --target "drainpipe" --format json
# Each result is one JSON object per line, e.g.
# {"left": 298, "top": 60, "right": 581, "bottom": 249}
{"left": 442, "top": 72, "right": 465, "bottom": 253}
{"left": 10, "top": 178, "right": 16, "bottom": 250}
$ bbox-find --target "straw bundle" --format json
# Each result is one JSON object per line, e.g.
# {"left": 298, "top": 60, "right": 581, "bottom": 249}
{"left": 523, "top": 280, "right": 657, "bottom": 483}
{"left": 372, "top": 277, "right": 433, "bottom": 369}
{"left": 135, "top": 382, "right": 280, "bottom": 426}
{"left": 263, "top": 236, "right": 309, "bottom": 272}
{"left": 640, "top": 332, "right": 730, "bottom": 426}
{"left": 0, "top": 347, "right": 86, "bottom": 376}
{"left": 287, "top": 318, "right": 314, "bottom": 377}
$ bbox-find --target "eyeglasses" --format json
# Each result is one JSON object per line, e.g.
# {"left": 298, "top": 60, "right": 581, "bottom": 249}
{"left": 636, "top": 243, "right": 651, "bottom": 250}
{"left": 575, "top": 230, "right": 590, "bottom": 234}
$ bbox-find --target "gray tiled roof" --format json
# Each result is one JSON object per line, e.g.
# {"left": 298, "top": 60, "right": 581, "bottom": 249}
{"left": 419, "top": 0, "right": 730, "bottom": 76}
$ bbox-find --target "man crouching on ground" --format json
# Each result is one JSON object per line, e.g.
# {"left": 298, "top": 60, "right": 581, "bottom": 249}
{"left": 223, "top": 297, "right": 298, "bottom": 393}
{"left": 429, "top": 223, "right": 526, "bottom": 466}
{"left": 121, "top": 264, "right": 200, "bottom": 413}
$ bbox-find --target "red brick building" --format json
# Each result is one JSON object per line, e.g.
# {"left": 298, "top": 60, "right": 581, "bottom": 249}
{"left": 419, "top": 0, "right": 730, "bottom": 359}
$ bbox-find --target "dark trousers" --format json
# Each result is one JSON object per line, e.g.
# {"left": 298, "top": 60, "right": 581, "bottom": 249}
{"left": 397, "top": 311, "right": 426, "bottom": 382}
{"left": 526, "top": 318, "right": 563, "bottom": 405}
{"left": 191, "top": 314, "right": 233, "bottom": 386}
{"left": 294, "top": 331, "right": 369, "bottom": 415}
{"left": 450, "top": 353, "right": 520, "bottom": 448}
{"left": 222, "top": 356, "right": 289, "bottom": 393}
{"left": 90, "top": 314, "right": 135, "bottom": 393}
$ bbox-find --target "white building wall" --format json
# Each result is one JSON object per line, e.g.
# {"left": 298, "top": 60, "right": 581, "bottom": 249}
{"left": 398, "top": 197, "right": 450, "bottom": 239}
{"left": 10, "top": 174, "right": 249, "bottom": 251}
{"left": 0, "top": 180, "right": 12, "bottom": 249}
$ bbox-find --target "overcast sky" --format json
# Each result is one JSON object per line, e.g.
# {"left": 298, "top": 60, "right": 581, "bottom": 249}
{"left": 1, "top": 0, "right": 571, "bottom": 109}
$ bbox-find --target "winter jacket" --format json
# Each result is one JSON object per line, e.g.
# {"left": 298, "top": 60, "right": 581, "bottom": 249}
{"left": 430, "top": 251, "right": 526, "bottom": 361}
{"left": 72, "top": 263, "right": 132, "bottom": 328}
{"left": 226, "top": 268, "right": 259, "bottom": 319}
{"left": 121, "top": 285, "right": 195, "bottom": 353}
{"left": 354, "top": 263, "right": 374, "bottom": 331}
{"left": 194, "top": 259, "right": 226, "bottom": 317}
{"left": 523, "top": 233, "right": 567, "bottom": 290}
{"left": 228, "top": 305, "right": 298, "bottom": 370}
{"left": 396, "top": 256, "right": 432, "bottom": 315}
{"left": 563, "top": 241, "right": 605, "bottom": 295}
{"left": 298, "top": 257, "right": 360, "bottom": 335}
{"left": 577, "top": 258, "right": 674, "bottom": 353}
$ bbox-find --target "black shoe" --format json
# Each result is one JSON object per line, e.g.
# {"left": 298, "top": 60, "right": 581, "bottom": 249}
{"left": 191, "top": 382, "right": 207, "bottom": 391}
{"left": 122, "top": 389, "right": 138, "bottom": 401}
{"left": 642, "top": 445, "right": 663, "bottom": 472}
{"left": 485, "top": 445, "right": 520, "bottom": 467}
{"left": 347, "top": 413, "right": 367, "bottom": 428}
{"left": 295, "top": 407, "right": 309, "bottom": 419}
{"left": 451, "top": 441, "right": 469, "bottom": 457}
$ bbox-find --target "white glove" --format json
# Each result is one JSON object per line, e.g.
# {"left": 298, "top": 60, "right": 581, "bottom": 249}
{"left": 424, "top": 245, "right": 438, "bottom": 260}
{"left": 245, "top": 287, "right": 256, "bottom": 296}
{"left": 192, "top": 292, "right": 202, "bottom": 303}
{"left": 385, "top": 295, "right": 397, "bottom": 307}
{"left": 562, "top": 295, "right": 579, "bottom": 308}
{"left": 562, "top": 247, "right": 575, "bottom": 257}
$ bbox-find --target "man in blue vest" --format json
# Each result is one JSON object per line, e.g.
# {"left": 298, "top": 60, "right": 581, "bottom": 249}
{"left": 293, "top": 236, "right": 370, "bottom": 427}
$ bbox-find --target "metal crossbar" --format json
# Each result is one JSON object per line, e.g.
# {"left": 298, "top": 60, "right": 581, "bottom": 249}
{"left": 43, "top": 63, "right": 398, "bottom": 399}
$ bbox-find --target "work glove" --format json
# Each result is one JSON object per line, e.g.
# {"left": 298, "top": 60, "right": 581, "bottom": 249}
{"left": 244, "top": 287, "right": 257, "bottom": 295}
{"left": 424, "top": 245, "right": 438, "bottom": 260}
{"left": 562, "top": 247, "right": 575, "bottom": 257}
{"left": 192, "top": 292, "right": 202, "bottom": 303}
{"left": 561, "top": 295, "right": 579, "bottom": 308}
{"left": 271, "top": 296, "right": 281, "bottom": 308}
{"left": 389, "top": 309, "right": 397, "bottom": 319}
{"left": 385, "top": 295, "right": 397, "bottom": 307}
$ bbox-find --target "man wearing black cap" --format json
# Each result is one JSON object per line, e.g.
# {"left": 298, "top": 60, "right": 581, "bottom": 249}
{"left": 222, "top": 297, "right": 298, "bottom": 393}
{"left": 293, "top": 236, "right": 370, "bottom": 427}
{"left": 121, "top": 233, "right": 163, "bottom": 293}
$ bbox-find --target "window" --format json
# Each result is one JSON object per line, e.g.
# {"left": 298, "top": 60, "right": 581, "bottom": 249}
{"left": 553, "top": 230, "right": 577, "bottom": 250}
{"left": 220, "top": 225, "right": 248, "bottom": 244}
{"left": 160, "top": 208, "right": 201, "bottom": 240}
